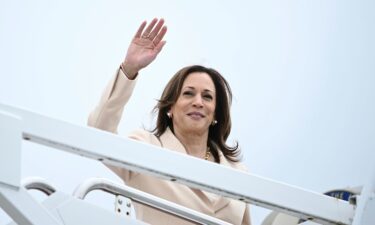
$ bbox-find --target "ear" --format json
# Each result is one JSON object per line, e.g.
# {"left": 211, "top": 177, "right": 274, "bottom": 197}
{"left": 167, "top": 106, "right": 174, "bottom": 119}
{"left": 169, "top": 105, "right": 175, "bottom": 115}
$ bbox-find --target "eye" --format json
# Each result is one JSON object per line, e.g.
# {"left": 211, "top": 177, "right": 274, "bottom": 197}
{"left": 183, "top": 91, "right": 194, "bottom": 96}
{"left": 203, "top": 94, "right": 213, "bottom": 100}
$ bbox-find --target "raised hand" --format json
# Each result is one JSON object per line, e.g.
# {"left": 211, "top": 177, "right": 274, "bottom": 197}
{"left": 121, "top": 18, "right": 167, "bottom": 79}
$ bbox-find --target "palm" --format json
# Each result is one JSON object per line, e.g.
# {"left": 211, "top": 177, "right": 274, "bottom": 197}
{"left": 125, "top": 38, "right": 161, "bottom": 70}
{"left": 123, "top": 19, "right": 167, "bottom": 74}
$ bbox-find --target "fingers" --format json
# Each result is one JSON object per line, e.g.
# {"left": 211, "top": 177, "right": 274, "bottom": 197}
{"left": 133, "top": 18, "right": 167, "bottom": 51}
{"left": 138, "top": 18, "right": 167, "bottom": 43}
{"left": 134, "top": 21, "right": 147, "bottom": 39}
{"left": 152, "top": 26, "right": 167, "bottom": 47}
{"left": 147, "top": 18, "right": 164, "bottom": 40}
{"left": 141, "top": 18, "right": 158, "bottom": 38}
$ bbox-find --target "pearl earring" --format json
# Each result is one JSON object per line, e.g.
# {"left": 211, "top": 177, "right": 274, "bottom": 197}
{"left": 167, "top": 112, "right": 171, "bottom": 118}
{"left": 211, "top": 120, "right": 217, "bottom": 126}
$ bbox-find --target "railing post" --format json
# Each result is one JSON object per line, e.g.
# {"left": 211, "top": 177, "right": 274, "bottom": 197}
{"left": 0, "top": 110, "right": 22, "bottom": 188}
{"left": 0, "top": 110, "right": 62, "bottom": 225}
{"left": 352, "top": 166, "right": 375, "bottom": 225}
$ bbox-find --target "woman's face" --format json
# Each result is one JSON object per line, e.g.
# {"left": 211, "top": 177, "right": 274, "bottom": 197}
{"left": 170, "top": 72, "right": 216, "bottom": 136}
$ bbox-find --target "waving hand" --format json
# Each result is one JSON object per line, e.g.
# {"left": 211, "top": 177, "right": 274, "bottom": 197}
{"left": 121, "top": 18, "right": 167, "bottom": 79}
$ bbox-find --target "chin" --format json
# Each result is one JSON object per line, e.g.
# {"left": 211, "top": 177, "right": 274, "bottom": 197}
{"left": 186, "top": 125, "right": 209, "bottom": 133}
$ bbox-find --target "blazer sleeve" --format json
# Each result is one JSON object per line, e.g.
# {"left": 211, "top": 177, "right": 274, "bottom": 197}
{"left": 87, "top": 68, "right": 137, "bottom": 181}
{"left": 88, "top": 67, "right": 137, "bottom": 133}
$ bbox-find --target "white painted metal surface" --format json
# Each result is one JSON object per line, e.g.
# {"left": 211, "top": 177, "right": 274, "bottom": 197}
{"left": 0, "top": 110, "right": 22, "bottom": 187}
{"left": 0, "top": 111, "right": 61, "bottom": 225}
{"left": 0, "top": 184, "right": 61, "bottom": 225}
{"left": 352, "top": 167, "right": 375, "bottom": 225}
{"left": 73, "top": 177, "right": 231, "bottom": 225}
{"left": 0, "top": 102, "right": 356, "bottom": 225}
{"left": 115, "top": 195, "right": 135, "bottom": 219}
{"left": 6, "top": 191, "right": 147, "bottom": 225}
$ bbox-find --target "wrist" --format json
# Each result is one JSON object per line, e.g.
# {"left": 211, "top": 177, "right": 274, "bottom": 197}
{"left": 120, "top": 62, "right": 138, "bottom": 80}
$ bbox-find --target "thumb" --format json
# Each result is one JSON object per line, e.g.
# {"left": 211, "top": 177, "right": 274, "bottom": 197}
{"left": 155, "top": 41, "right": 166, "bottom": 54}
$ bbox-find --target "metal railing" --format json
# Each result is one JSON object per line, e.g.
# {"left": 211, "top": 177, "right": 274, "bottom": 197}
{"left": 1, "top": 102, "right": 373, "bottom": 225}
{"left": 73, "top": 177, "right": 231, "bottom": 225}
{"left": 22, "top": 177, "right": 56, "bottom": 196}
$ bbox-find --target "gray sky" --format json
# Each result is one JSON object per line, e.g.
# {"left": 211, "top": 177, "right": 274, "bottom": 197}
{"left": 1, "top": 1, "right": 374, "bottom": 224}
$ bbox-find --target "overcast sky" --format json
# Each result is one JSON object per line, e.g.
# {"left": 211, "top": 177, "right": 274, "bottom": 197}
{"left": 1, "top": 1, "right": 374, "bottom": 224}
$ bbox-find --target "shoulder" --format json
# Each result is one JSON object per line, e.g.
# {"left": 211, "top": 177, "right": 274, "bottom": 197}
{"left": 219, "top": 152, "right": 249, "bottom": 173}
{"left": 232, "top": 161, "right": 249, "bottom": 172}
{"left": 127, "top": 129, "right": 162, "bottom": 146}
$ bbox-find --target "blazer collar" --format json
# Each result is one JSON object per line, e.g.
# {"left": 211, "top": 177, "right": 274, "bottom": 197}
{"left": 158, "top": 128, "right": 245, "bottom": 213}
{"left": 158, "top": 127, "right": 187, "bottom": 154}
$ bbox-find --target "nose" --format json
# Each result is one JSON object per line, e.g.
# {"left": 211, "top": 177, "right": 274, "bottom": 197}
{"left": 192, "top": 95, "right": 203, "bottom": 108}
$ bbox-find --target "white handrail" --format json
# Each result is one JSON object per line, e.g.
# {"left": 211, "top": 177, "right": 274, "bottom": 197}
{"left": 0, "top": 103, "right": 356, "bottom": 225}
{"left": 73, "top": 177, "right": 231, "bottom": 225}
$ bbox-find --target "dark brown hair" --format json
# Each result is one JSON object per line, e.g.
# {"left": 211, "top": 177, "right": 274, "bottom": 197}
{"left": 152, "top": 65, "right": 240, "bottom": 163}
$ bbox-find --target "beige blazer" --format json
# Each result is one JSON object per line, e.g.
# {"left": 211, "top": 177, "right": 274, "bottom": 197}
{"left": 88, "top": 68, "right": 251, "bottom": 225}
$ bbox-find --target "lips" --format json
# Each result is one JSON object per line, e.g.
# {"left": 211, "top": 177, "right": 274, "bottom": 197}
{"left": 187, "top": 112, "right": 205, "bottom": 118}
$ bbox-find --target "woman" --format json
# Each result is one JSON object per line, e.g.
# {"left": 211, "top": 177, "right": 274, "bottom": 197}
{"left": 88, "top": 18, "right": 251, "bottom": 225}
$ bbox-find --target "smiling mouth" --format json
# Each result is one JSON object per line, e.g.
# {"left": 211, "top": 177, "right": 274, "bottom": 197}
{"left": 187, "top": 112, "right": 205, "bottom": 119}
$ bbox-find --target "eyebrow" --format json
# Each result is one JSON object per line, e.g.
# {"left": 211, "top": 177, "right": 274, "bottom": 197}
{"left": 184, "top": 86, "right": 214, "bottom": 93}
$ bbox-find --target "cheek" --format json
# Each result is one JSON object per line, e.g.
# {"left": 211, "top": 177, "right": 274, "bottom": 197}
{"left": 170, "top": 101, "right": 186, "bottom": 115}
{"left": 208, "top": 104, "right": 216, "bottom": 117}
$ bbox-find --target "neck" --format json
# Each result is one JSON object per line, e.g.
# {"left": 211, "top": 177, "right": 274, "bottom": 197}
{"left": 173, "top": 128, "right": 208, "bottom": 159}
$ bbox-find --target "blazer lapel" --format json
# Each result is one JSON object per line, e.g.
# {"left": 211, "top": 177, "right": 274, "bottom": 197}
{"left": 158, "top": 128, "right": 187, "bottom": 154}
{"left": 159, "top": 128, "right": 232, "bottom": 212}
